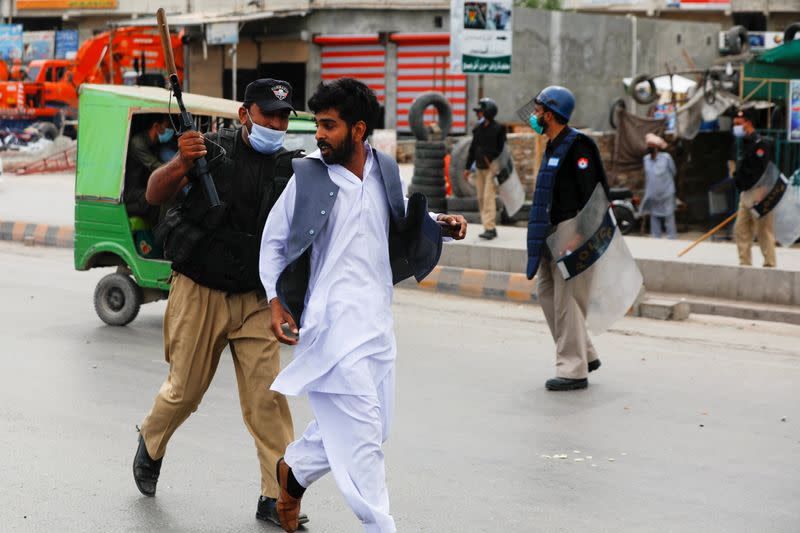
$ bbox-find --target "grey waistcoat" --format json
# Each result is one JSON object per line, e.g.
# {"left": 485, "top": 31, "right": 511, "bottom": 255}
{"left": 275, "top": 149, "right": 444, "bottom": 324}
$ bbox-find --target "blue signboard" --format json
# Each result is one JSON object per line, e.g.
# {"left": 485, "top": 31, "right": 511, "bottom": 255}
{"left": 55, "top": 30, "right": 79, "bottom": 59}
{"left": 0, "top": 24, "right": 24, "bottom": 62}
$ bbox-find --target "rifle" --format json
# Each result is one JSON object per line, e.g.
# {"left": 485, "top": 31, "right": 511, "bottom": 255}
{"left": 156, "top": 8, "right": 222, "bottom": 209}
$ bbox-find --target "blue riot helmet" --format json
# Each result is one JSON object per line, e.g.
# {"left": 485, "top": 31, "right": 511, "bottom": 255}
{"left": 534, "top": 86, "right": 575, "bottom": 122}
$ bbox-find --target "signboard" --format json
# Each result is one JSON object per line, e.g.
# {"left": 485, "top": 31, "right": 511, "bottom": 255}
{"left": 206, "top": 22, "right": 239, "bottom": 46}
{"left": 16, "top": 0, "right": 117, "bottom": 9}
{"left": 666, "top": 0, "right": 730, "bottom": 9}
{"left": 788, "top": 80, "right": 800, "bottom": 143}
{"left": 55, "top": 30, "right": 79, "bottom": 59}
{"left": 450, "top": 0, "right": 513, "bottom": 75}
{"left": 23, "top": 31, "right": 55, "bottom": 62}
{"left": 0, "top": 24, "right": 23, "bottom": 62}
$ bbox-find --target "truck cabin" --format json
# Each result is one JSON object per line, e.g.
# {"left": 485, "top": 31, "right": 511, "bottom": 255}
{"left": 25, "top": 60, "right": 72, "bottom": 83}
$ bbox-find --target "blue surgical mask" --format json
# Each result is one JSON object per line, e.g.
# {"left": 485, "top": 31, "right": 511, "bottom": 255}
{"left": 530, "top": 114, "right": 545, "bottom": 135}
{"left": 733, "top": 125, "right": 745, "bottom": 138}
{"left": 158, "top": 128, "right": 175, "bottom": 143}
{"left": 477, "top": 117, "right": 485, "bottom": 125}
{"left": 246, "top": 111, "right": 285, "bottom": 155}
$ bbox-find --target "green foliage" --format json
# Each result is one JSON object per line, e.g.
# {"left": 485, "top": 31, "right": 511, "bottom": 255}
{"left": 515, "top": 0, "right": 561, "bottom": 9}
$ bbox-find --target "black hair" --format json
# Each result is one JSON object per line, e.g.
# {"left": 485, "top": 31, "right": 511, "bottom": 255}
{"left": 308, "top": 78, "right": 381, "bottom": 138}
{"left": 549, "top": 108, "right": 568, "bottom": 126}
{"left": 130, "top": 113, "right": 172, "bottom": 135}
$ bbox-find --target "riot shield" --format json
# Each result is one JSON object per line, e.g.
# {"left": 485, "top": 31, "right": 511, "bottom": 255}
{"left": 744, "top": 163, "right": 800, "bottom": 247}
{"left": 495, "top": 146, "right": 525, "bottom": 217}
{"left": 546, "top": 183, "right": 644, "bottom": 334}
{"left": 772, "top": 170, "right": 800, "bottom": 247}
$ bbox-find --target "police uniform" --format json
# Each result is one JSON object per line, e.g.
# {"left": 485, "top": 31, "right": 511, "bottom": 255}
{"left": 466, "top": 117, "right": 506, "bottom": 232}
{"left": 137, "top": 80, "right": 300, "bottom": 502}
{"left": 536, "top": 128, "right": 609, "bottom": 380}
{"left": 732, "top": 134, "right": 777, "bottom": 267}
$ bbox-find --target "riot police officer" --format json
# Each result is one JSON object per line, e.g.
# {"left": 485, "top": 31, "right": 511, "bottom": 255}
{"left": 465, "top": 97, "right": 506, "bottom": 240}
{"left": 729, "top": 108, "right": 777, "bottom": 267}
{"left": 524, "top": 86, "right": 609, "bottom": 391}
{"left": 132, "top": 78, "right": 308, "bottom": 527}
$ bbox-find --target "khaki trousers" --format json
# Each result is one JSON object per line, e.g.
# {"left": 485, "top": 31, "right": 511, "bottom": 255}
{"left": 475, "top": 161, "right": 499, "bottom": 231}
{"left": 537, "top": 254, "right": 599, "bottom": 379}
{"left": 139, "top": 272, "right": 294, "bottom": 498}
{"left": 733, "top": 199, "right": 777, "bottom": 267}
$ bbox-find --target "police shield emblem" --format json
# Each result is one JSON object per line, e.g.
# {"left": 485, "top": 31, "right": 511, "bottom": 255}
{"left": 546, "top": 184, "right": 643, "bottom": 334}
{"left": 272, "top": 85, "right": 289, "bottom": 100}
{"left": 744, "top": 162, "right": 800, "bottom": 247}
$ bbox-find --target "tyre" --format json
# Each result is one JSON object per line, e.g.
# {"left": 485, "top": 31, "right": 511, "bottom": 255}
{"left": 427, "top": 198, "right": 447, "bottom": 211}
{"left": 448, "top": 137, "right": 477, "bottom": 198}
{"left": 414, "top": 166, "right": 445, "bottom": 179}
{"left": 445, "top": 196, "right": 480, "bottom": 211}
{"left": 415, "top": 141, "right": 447, "bottom": 150}
{"left": 411, "top": 176, "right": 446, "bottom": 187}
{"left": 784, "top": 22, "right": 800, "bottom": 44}
{"left": 609, "top": 98, "right": 626, "bottom": 130}
{"left": 409, "top": 184, "right": 447, "bottom": 197}
{"left": 415, "top": 147, "right": 447, "bottom": 159}
{"left": 93, "top": 272, "right": 143, "bottom": 326}
{"left": 408, "top": 92, "right": 453, "bottom": 141}
{"left": 724, "top": 25, "right": 748, "bottom": 55}
{"left": 611, "top": 204, "right": 636, "bottom": 235}
{"left": 629, "top": 74, "right": 658, "bottom": 105}
{"left": 33, "top": 121, "right": 59, "bottom": 141}
{"left": 414, "top": 157, "right": 445, "bottom": 171}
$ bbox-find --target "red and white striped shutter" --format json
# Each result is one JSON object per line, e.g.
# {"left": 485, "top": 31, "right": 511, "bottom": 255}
{"left": 315, "top": 34, "right": 386, "bottom": 105}
{"left": 391, "top": 33, "right": 467, "bottom": 135}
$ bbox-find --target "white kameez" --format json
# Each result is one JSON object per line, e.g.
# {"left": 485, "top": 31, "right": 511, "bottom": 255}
{"left": 259, "top": 143, "right": 435, "bottom": 533}
{"left": 260, "top": 144, "right": 397, "bottom": 397}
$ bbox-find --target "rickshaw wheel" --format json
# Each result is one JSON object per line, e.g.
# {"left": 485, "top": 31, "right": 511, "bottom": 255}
{"left": 94, "top": 273, "right": 143, "bottom": 326}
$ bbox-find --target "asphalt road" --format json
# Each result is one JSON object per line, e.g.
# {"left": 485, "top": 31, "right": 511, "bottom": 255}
{"left": 1, "top": 242, "right": 798, "bottom": 533}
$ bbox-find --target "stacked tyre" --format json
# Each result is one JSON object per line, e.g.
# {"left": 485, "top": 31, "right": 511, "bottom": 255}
{"left": 408, "top": 141, "right": 447, "bottom": 212}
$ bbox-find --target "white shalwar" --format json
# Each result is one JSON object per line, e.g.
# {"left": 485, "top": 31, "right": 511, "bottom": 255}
{"left": 260, "top": 144, "right": 433, "bottom": 533}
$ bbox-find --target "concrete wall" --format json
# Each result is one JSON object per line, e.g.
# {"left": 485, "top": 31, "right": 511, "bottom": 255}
{"left": 481, "top": 8, "right": 721, "bottom": 131}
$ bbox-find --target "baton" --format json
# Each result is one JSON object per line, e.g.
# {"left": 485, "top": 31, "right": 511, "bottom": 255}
{"left": 156, "top": 8, "right": 221, "bottom": 209}
{"left": 677, "top": 212, "right": 737, "bottom": 258}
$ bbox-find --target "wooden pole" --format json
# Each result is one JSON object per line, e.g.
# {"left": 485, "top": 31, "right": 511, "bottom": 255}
{"left": 677, "top": 212, "right": 738, "bottom": 258}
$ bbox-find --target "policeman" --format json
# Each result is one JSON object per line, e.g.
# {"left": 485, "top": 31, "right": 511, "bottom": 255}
{"left": 729, "top": 108, "right": 777, "bottom": 267}
{"left": 465, "top": 97, "right": 506, "bottom": 240}
{"left": 123, "top": 114, "right": 173, "bottom": 228}
{"left": 524, "top": 86, "right": 608, "bottom": 391}
{"left": 132, "top": 78, "right": 308, "bottom": 527}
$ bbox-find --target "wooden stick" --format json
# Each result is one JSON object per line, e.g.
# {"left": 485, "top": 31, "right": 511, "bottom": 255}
{"left": 677, "top": 212, "right": 738, "bottom": 257}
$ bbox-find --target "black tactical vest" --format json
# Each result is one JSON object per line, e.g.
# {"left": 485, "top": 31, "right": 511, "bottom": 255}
{"left": 155, "top": 127, "right": 301, "bottom": 294}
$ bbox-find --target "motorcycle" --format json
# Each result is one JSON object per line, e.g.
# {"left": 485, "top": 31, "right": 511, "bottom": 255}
{"left": 609, "top": 187, "right": 641, "bottom": 235}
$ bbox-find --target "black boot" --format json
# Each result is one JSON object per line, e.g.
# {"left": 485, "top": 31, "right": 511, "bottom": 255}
{"left": 479, "top": 229, "right": 497, "bottom": 240}
{"left": 588, "top": 359, "right": 602, "bottom": 372}
{"left": 256, "top": 496, "right": 310, "bottom": 526}
{"left": 132, "top": 434, "right": 162, "bottom": 497}
{"left": 545, "top": 377, "right": 588, "bottom": 391}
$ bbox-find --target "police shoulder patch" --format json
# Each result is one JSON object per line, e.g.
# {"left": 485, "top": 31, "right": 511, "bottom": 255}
{"left": 577, "top": 157, "right": 589, "bottom": 170}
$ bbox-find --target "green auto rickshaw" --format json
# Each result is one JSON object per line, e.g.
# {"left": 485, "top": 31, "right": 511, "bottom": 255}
{"left": 74, "top": 84, "right": 317, "bottom": 326}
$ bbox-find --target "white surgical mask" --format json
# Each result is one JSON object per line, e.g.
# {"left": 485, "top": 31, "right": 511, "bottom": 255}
{"left": 246, "top": 111, "right": 285, "bottom": 155}
{"left": 733, "top": 125, "right": 745, "bottom": 138}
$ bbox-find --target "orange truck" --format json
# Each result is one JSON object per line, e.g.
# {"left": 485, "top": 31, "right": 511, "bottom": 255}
{"left": 0, "top": 27, "right": 183, "bottom": 134}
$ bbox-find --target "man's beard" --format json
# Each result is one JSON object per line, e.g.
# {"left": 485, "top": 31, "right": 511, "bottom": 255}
{"left": 318, "top": 130, "right": 355, "bottom": 165}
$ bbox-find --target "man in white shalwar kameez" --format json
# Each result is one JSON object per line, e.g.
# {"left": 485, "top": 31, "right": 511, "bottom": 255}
{"left": 259, "top": 78, "right": 467, "bottom": 533}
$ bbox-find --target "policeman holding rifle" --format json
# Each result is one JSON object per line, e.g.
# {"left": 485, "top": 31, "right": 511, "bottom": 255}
{"left": 131, "top": 18, "right": 308, "bottom": 524}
